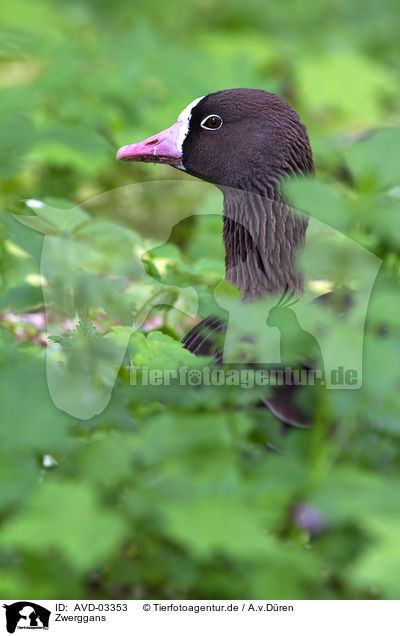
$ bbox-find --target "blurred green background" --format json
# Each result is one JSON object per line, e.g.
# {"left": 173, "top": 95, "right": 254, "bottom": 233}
{"left": 1, "top": 0, "right": 400, "bottom": 600}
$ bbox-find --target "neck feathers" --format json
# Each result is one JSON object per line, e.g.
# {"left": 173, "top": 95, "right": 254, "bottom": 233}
{"left": 222, "top": 187, "right": 308, "bottom": 300}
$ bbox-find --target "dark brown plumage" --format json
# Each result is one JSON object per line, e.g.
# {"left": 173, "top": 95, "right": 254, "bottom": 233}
{"left": 117, "top": 88, "right": 316, "bottom": 425}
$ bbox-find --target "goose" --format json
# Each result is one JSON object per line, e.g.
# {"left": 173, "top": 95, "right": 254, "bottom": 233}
{"left": 117, "top": 88, "right": 317, "bottom": 425}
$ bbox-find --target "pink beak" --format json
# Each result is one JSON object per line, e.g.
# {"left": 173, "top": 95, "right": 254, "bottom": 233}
{"left": 116, "top": 121, "right": 184, "bottom": 165}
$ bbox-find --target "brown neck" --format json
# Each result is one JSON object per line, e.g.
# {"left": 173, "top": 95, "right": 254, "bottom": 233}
{"left": 221, "top": 187, "right": 308, "bottom": 300}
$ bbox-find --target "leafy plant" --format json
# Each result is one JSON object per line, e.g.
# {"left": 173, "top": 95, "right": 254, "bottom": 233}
{"left": 1, "top": 0, "right": 400, "bottom": 600}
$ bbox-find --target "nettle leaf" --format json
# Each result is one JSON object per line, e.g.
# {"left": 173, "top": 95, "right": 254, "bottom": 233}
{"left": 147, "top": 242, "right": 181, "bottom": 261}
{"left": 0, "top": 481, "right": 127, "bottom": 572}
{"left": 14, "top": 215, "right": 55, "bottom": 235}
{"left": 128, "top": 411, "right": 251, "bottom": 464}
{"left": 0, "top": 562, "right": 84, "bottom": 600}
{"left": 130, "top": 331, "right": 209, "bottom": 369}
{"left": 349, "top": 517, "right": 400, "bottom": 599}
{"left": 74, "top": 434, "right": 138, "bottom": 485}
{"left": 0, "top": 283, "right": 43, "bottom": 311}
{"left": 160, "top": 496, "right": 272, "bottom": 558}
{"left": 0, "top": 357, "right": 70, "bottom": 454}
{"left": 39, "top": 205, "right": 89, "bottom": 234}
{"left": 246, "top": 547, "right": 319, "bottom": 599}
{"left": 311, "top": 467, "right": 400, "bottom": 522}
{"left": 0, "top": 454, "right": 37, "bottom": 512}
{"left": 17, "top": 200, "right": 90, "bottom": 234}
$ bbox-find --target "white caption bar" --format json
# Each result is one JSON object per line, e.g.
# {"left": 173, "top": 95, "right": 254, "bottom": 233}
{"left": 1, "top": 599, "right": 397, "bottom": 635}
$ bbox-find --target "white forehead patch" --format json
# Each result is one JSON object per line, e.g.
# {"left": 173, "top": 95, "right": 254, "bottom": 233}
{"left": 175, "top": 95, "right": 204, "bottom": 154}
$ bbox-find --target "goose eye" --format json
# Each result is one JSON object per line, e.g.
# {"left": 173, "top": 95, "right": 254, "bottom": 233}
{"left": 200, "top": 114, "right": 223, "bottom": 131}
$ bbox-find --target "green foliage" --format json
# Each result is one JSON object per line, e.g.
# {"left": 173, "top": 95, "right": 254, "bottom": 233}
{"left": 1, "top": 0, "right": 400, "bottom": 601}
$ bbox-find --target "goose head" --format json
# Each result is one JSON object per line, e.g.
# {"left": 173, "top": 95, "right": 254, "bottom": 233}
{"left": 117, "top": 89, "right": 314, "bottom": 297}
{"left": 116, "top": 88, "right": 314, "bottom": 193}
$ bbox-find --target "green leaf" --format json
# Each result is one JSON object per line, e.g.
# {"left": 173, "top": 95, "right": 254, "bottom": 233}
{"left": 130, "top": 331, "right": 208, "bottom": 369}
{"left": 343, "top": 128, "right": 400, "bottom": 191}
{"left": 350, "top": 517, "right": 400, "bottom": 599}
{"left": 161, "top": 496, "right": 272, "bottom": 558}
{"left": 0, "top": 481, "right": 127, "bottom": 572}
{"left": 285, "top": 177, "right": 349, "bottom": 232}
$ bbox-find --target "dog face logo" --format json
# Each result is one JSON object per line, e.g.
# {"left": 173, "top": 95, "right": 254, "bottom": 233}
{"left": 2, "top": 602, "right": 51, "bottom": 634}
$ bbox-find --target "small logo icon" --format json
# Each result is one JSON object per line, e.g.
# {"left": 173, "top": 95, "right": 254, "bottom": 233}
{"left": 2, "top": 602, "right": 51, "bottom": 634}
